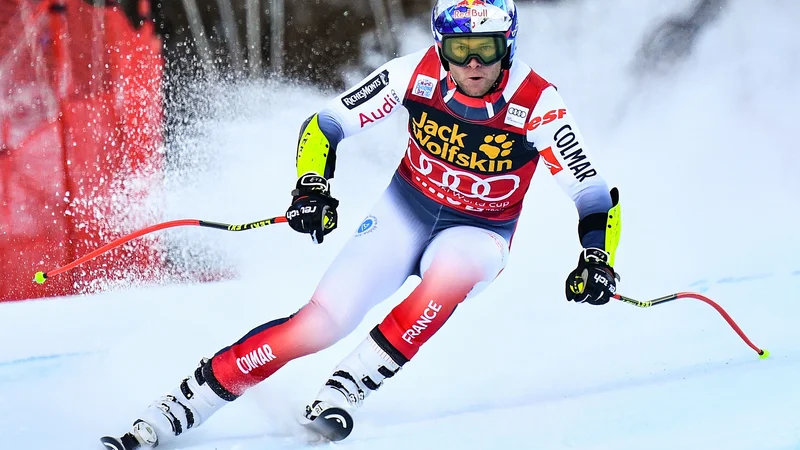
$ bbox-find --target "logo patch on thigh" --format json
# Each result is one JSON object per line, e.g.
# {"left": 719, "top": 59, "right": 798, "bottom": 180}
{"left": 355, "top": 215, "right": 378, "bottom": 237}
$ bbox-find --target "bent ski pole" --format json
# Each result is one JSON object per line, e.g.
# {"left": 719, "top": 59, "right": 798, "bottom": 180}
{"left": 34, "top": 216, "right": 288, "bottom": 284}
{"left": 613, "top": 292, "right": 769, "bottom": 359}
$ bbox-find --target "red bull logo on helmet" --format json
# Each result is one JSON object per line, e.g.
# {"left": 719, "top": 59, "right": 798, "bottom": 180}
{"left": 453, "top": 0, "right": 488, "bottom": 19}
{"left": 453, "top": 8, "right": 488, "bottom": 19}
{"left": 455, "top": 0, "right": 486, "bottom": 6}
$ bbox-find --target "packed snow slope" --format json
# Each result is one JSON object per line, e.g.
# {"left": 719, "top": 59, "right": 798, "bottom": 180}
{"left": 2, "top": 1, "right": 799, "bottom": 449}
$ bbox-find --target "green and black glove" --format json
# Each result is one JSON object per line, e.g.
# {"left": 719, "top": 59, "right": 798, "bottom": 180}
{"left": 565, "top": 248, "right": 619, "bottom": 305}
{"left": 286, "top": 173, "right": 339, "bottom": 244}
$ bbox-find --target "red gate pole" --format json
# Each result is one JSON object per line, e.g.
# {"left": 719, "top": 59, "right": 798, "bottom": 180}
{"left": 48, "top": 0, "right": 78, "bottom": 292}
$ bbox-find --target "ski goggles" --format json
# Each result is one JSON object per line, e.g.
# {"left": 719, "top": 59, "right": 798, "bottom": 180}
{"left": 440, "top": 33, "right": 508, "bottom": 67}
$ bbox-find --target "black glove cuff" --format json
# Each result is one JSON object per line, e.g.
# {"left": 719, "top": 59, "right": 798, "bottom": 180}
{"left": 292, "top": 172, "right": 330, "bottom": 198}
{"left": 582, "top": 248, "right": 610, "bottom": 265}
{"left": 581, "top": 247, "right": 620, "bottom": 282}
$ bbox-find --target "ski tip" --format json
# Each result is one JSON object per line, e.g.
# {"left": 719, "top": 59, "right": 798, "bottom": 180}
{"left": 99, "top": 436, "right": 124, "bottom": 450}
{"left": 99, "top": 433, "right": 140, "bottom": 450}
{"left": 758, "top": 348, "right": 770, "bottom": 360}
{"left": 305, "top": 406, "right": 354, "bottom": 442}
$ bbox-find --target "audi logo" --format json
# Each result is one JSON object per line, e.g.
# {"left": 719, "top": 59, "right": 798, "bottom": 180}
{"left": 508, "top": 107, "right": 527, "bottom": 118}
{"left": 405, "top": 141, "right": 520, "bottom": 202}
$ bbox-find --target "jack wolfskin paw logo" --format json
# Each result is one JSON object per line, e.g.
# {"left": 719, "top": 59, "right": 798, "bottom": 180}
{"left": 479, "top": 134, "right": 514, "bottom": 159}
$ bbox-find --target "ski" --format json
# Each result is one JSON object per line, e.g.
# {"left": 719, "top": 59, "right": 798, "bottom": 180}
{"left": 100, "top": 420, "right": 158, "bottom": 449}
{"left": 99, "top": 433, "right": 141, "bottom": 450}
{"left": 302, "top": 403, "right": 354, "bottom": 442}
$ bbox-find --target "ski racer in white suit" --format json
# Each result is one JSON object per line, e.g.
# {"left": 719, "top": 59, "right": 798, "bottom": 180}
{"left": 100, "top": 0, "right": 622, "bottom": 448}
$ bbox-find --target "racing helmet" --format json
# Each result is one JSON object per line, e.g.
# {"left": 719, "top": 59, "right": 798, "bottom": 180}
{"left": 431, "top": 0, "right": 519, "bottom": 70}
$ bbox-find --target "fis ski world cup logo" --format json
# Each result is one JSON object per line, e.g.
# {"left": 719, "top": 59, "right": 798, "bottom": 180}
{"left": 355, "top": 215, "right": 377, "bottom": 237}
{"left": 412, "top": 75, "right": 437, "bottom": 99}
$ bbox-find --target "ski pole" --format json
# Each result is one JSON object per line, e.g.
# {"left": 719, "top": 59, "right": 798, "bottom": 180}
{"left": 33, "top": 216, "right": 288, "bottom": 285}
{"left": 613, "top": 292, "right": 769, "bottom": 359}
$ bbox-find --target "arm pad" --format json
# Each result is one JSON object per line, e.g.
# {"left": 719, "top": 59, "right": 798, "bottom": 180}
{"left": 296, "top": 114, "right": 337, "bottom": 179}
{"left": 577, "top": 187, "right": 622, "bottom": 267}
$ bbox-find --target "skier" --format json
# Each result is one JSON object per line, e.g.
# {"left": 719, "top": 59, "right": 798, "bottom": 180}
{"left": 101, "top": 0, "right": 622, "bottom": 448}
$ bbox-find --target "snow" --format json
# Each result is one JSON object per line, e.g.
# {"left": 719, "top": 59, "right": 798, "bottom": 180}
{"left": 2, "top": 1, "right": 799, "bottom": 449}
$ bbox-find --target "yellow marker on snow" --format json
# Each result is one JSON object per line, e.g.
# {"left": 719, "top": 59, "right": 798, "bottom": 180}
{"left": 759, "top": 349, "right": 770, "bottom": 360}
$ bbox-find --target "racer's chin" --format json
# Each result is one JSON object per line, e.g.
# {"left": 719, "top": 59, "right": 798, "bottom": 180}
{"left": 450, "top": 62, "right": 502, "bottom": 97}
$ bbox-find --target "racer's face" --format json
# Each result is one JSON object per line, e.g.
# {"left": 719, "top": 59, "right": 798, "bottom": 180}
{"left": 449, "top": 58, "right": 502, "bottom": 97}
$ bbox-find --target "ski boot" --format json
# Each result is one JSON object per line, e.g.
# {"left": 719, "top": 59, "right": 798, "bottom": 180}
{"left": 100, "top": 358, "right": 231, "bottom": 449}
{"left": 301, "top": 328, "right": 405, "bottom": 441}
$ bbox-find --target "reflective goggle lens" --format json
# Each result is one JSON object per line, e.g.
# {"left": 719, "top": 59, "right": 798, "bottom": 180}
{"left": 441, "top": 35, "right": 507, "bottom": 67}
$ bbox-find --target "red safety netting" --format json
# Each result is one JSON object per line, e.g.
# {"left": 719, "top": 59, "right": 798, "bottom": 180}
{"left": 0, "top": 0, "right": 165, "bottom": 301}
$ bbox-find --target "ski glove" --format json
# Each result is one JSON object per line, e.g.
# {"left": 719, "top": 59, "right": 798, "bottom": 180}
{"left": 286, "top": 173, "right": 339, "bottom": 244}
{"left": 565, "top": 248, "right": 619, "bottom": 305}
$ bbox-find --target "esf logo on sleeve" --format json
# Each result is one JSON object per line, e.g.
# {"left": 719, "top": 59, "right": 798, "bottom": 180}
{"left": 526, "top": 108, "right": 567, "bottom": 131}
{"left": 355, "top": 215, "right": 378, "bottom": 237}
